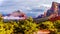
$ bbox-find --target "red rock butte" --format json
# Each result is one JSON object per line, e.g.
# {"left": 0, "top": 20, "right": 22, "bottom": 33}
{"left": 44, "top": 2, "right": 60, "bottom": 21}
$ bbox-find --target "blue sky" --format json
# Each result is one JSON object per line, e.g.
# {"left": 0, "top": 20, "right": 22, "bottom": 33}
{"left": 0, "top": 0, "right": 60, "bottom": 17}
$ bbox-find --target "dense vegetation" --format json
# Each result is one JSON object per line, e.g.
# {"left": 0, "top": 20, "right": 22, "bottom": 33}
{"left": 0, "top": 17, "right": 39, "bottom": 34}
{"left": 0, "top": 16, "right": 60, "bottom": 34}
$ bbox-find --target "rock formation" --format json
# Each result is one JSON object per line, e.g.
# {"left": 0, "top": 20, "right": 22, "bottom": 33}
{"left": 44, "top": 2, "right": 60, "bottom": 19}
{"left": 46, "top": 2, "right": 60, "bottom": 21}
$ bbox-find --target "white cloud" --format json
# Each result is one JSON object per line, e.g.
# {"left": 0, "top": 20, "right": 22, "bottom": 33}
{"left": 41, "top": 4, "right": 51, "bottom": 7}
{"left": 26, "top": 7, "right": 32, "bottom": 10}
{"left": 53, "top": 0, "right": 60, "bottom": 3}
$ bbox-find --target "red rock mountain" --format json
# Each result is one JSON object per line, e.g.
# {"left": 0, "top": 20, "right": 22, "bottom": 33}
{"left": 9, "top": 10, "right": 27, "bottom": 19}
{"left": 44, "top": 2, "right": 60, "bottom": 21}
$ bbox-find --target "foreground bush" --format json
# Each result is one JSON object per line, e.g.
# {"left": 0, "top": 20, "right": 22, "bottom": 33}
{"left": 39, "top": 21, "right": 55, "bottom": 31}
{"left": 0, "top": 17, "right": 39, "bottom": 34}
{"left": 39, "top": 20, "right": 60, "bottom": 34}
{"left": 14, "top": 17, "right": 39, "bottom": 34}
{"left": 0, "top": 22, "right": 14, "bottom": 34}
